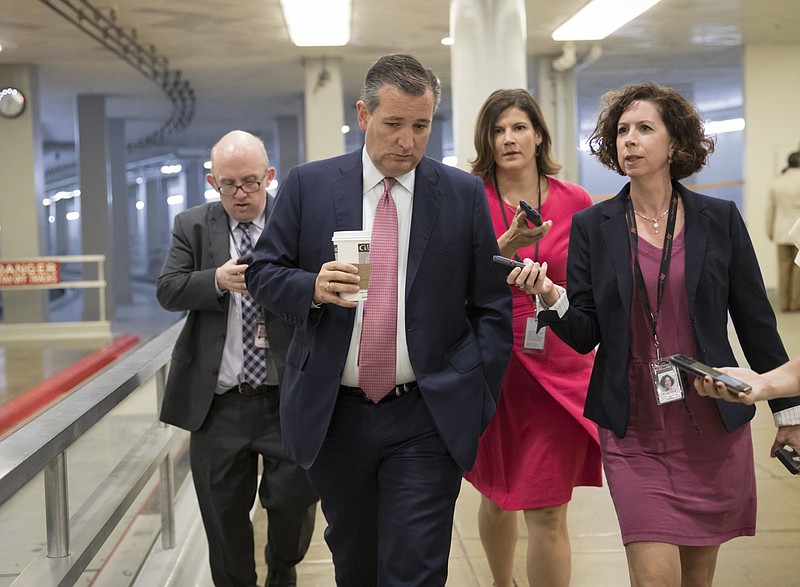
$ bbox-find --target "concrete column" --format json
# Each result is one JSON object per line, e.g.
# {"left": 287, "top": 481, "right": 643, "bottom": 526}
{"left": 303, "top": 57, "right": 345, "bottom": 161}
{"left": 108, "top": 118, "right": 132, "bottom": 305}
{"left": 0, "top": 64, "right": 46, "bottom": 323}
{"left": 274, "top": 116, "right": 302, "bottom": 180}
{"left": 184, "top": 161, "right": 205, "bottom": 209}
{"left": 743, "top": 43, "right": 800, "bottom": 291}
{"left": 76, "top": 94, "right": 113, "bottom": 321}
{"left": 535, "top": 59, "right": 578, "bottom": 183}
{"left": 146, "top": 177, "right": 170, "bottom": 280}
{"left": 427, "top": 117, "right": 444, "bottom": 163}
{"left": 450, "top": 0, "right": 527, "bottom": 171}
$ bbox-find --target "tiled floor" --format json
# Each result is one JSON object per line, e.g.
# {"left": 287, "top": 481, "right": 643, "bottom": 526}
{"left": 262, "top": 307, "right": 800, "bottom": 586}
{"left": 2, "top": 288, "right": 799, "bottom": 586}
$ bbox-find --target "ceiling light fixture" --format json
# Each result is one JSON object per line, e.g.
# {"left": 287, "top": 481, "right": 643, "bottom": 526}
{"left": 704, "top": 118, "right": 745, "bottom": 135}
{"left": 279, "top": 0, "right": 351, "bottom": 47}
{"left": 552, "top": 0, "right": 662, "bottom": 41}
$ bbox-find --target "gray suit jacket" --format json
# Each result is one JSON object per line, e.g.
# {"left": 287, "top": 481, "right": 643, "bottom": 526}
{"left": 156, "top": 198, "right": 291, "bottom": 431}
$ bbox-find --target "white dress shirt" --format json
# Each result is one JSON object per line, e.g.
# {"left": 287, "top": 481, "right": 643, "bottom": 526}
{"left": 340, "top": 148, "right": 416, "bottom": 387}
{"left": 216, "top": 209, "right": 278, "bottom": 392}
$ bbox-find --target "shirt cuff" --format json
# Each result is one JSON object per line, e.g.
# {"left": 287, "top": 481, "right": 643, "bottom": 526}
{"left": 538, "top": 284, "right": 568, "bottom": 318}
{"left": 774, "top": 405, "right": 800, "bottom": 427}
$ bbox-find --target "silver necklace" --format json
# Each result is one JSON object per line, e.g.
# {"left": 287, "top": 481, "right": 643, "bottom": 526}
{"left": 633, "top": 207, "right": 668, "bottom": 233}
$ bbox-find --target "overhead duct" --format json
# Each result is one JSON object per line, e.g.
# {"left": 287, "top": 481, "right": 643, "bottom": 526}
{"left": 551, "top": 42, "right": 603, "bottom": 72}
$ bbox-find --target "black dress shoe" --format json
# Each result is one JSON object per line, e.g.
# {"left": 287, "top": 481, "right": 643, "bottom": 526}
{"left": 266, "top": 566, "right": 297, "bottom": 587}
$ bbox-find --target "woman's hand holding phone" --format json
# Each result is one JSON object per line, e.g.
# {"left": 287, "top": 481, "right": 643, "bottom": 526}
{"left": 497, "top": 205, "right": 552, "bottom": 257}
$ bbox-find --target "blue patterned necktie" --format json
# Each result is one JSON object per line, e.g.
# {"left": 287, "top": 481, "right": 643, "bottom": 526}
{"left": 237, "top": 223, "right": 266, "bottom": 387}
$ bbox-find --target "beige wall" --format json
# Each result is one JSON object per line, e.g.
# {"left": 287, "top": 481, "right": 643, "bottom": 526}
{"left": 744, "top": 43, "right": 800, "bottom": 290}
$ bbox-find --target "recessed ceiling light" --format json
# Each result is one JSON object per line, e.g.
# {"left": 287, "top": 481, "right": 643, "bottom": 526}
{"left": 280, "top": 0, "right": 351, "bottom": 47}
{"left": 552, "top": 0, "right": 662, "bottom": 41}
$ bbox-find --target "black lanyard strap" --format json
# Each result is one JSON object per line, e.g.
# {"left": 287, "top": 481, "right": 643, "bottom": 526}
{"left": 624, "top": 189, "right": 679, "bottom": 344}
{"left": 494, "top": 172, "right": 542, "bottom": 264}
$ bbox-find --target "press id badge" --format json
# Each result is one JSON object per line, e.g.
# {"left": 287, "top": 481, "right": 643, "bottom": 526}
{"left": 650, "top": 360, "right": 683, "bottom": 404}
{"left": 523, "top": 317, "right": 546, "bottom": 354}
{"left": 255, "top": 318, "right": 269, "bottom": 349}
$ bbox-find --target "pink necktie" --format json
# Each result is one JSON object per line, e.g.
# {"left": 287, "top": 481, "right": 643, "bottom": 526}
{"left": 358, "top": 177, "right": 398, "bottom": 402}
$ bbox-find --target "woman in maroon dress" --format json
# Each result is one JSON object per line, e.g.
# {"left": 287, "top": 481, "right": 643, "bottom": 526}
{"left": 517, "top": 83, "right": 800, "bottom": 586}
{"left": 464, "top": 88, "right": 602, "bottom": 587}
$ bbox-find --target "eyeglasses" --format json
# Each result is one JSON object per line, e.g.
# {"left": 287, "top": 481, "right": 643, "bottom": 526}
{"left": 215, "top": 170, "right": 268, "bottom": 197}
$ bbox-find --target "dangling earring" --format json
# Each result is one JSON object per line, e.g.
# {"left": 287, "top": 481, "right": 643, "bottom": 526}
{"left": 668, "top": 148, "right": 674, "bottom": 165}
{"left": 535, "top": 143, "right": 542, "bottom": 157}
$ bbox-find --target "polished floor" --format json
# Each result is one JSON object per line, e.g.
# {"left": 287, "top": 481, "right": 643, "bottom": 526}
{"left": 1, "top": 285, "right": 799, "bottom": 586}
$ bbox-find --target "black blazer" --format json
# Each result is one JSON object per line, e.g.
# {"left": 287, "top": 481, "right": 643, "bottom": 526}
{"left": 540, "top": 181, "right": 799, "bottom": 438}
{"left": 156, "top": 198, "right": 292, "bottom": 431}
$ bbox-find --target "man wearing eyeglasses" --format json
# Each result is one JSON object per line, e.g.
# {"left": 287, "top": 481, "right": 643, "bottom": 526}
{"left": 157, "top": 130, "right": 317, "bottom": 587}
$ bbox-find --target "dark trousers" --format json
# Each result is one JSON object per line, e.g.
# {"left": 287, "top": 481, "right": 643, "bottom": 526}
{"left": 190, "top": 391, "right": 318, "bottom": 587}
{"left": 307, "top": 388, "right": 463, "bottom": 587}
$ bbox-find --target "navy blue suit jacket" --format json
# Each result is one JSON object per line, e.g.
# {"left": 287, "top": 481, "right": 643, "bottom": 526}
{"left": 540, "top": 181, "right": 799, "bottom": 438}
{"left": 247, "top": 149, "right": 513, "bottom": 470}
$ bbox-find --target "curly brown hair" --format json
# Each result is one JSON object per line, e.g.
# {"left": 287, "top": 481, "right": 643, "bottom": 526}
{"left": 587, "top": 82, "right": 715, "bottom": 180}
{"left": 470, "top": 88, "right": 561, "bottom": 183}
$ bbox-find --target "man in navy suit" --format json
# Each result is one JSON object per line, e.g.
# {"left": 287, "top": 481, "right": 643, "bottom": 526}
{"left": 247, "top": 54, "right": 513, "bottom": 586}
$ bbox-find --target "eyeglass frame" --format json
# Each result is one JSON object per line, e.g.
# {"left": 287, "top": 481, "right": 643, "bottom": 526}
{"left": 213, "top": 170, "right": 270, "bottom": 197}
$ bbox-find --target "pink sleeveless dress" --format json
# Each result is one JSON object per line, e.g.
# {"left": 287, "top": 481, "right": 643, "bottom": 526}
{"left": 465, "top": 177, "right": 602, "bottom": 509}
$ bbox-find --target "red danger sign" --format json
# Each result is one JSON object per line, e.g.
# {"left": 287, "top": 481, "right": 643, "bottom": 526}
{"left": 0, "top": 261, "right": 61, "bottom": 286}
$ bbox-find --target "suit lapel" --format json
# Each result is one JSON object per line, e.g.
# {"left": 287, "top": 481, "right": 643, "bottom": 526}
{"left": 600, "top": 188, "right": 633, "bottom": 318}
{"left": 678, "top": 183, "right": 708, "bottom": 313}
{"left": 406, "top": 158, "right": 444, "bottom": 296}
{"left": 331, "top": 151, "right": 364, "bottom": 231}
{"left": 208, "top": 202, "right": 230, "bottom": 267}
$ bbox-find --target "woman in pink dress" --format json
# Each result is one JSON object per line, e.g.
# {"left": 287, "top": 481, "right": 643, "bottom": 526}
{"left": 464, "top": 88, "right": 602, "bottom": 587}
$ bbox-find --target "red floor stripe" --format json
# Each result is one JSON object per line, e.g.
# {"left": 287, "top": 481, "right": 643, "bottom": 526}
{"left": 0, "top": 333, "right": 140, "bottom": 436}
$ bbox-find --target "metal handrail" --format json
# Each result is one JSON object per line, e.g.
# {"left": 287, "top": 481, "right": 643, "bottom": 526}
{"left": 0, "top": 319, "right": 184, "bottom": 584}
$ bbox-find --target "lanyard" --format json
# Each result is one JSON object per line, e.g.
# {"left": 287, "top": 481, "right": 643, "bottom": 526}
{"left": 624, "top": 189, "right": 679, "bottom": 359}
{"left": 494, "top": 173, "right": 542, "bottom": 264}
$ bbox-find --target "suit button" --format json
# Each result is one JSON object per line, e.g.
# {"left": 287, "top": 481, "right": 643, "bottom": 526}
{"left": 211, "top": 368, "right": 219, "bottom": 376}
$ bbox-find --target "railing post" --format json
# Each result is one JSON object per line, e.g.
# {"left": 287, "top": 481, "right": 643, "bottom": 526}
{"left": 155, "top": 364, "right": 167, "bottom": 414}
{"left": 155, "top": 363, "right": 176, "bottom": 548}
{"left": 97, "top": 257, "right": 107, "bottom": 323}
{"left": 44, "top": 452, "right": 70, "bottom": 558}
{"left": 159, "top": 454, "right": 176, "bottom": 549}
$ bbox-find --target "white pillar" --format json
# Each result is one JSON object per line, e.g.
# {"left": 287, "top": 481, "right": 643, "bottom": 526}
{"left": 450, "top": 0, "right": 527, "bottom": 171}
{"left": 303, "top": 57, "right": 345, "bottom": 161}
{"left": 743, "top": 43, "right": 800, "bottom": 291}
{"left": 536, "top": 58, "right": 578, "bottom": 183}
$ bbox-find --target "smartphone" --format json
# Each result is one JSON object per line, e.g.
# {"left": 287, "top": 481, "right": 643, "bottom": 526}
{"left": 236, "top": 254, "right": 253, "bottom": 265}
{"left": 776, "top": 444, "right": 800, "bottom": 475}
{"left": 491, "top": 255, "right": 526, "bottom": 275}
{"left": 519, "top": 200, "right": 543, "bottom": 227}
{"left": 666, "top": 354, "right": 752, "bottom": 394}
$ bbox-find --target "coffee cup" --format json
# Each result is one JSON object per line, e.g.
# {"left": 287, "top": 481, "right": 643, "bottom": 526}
{"left": 331, "top": 230, "right": 370, "bottom": 301}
